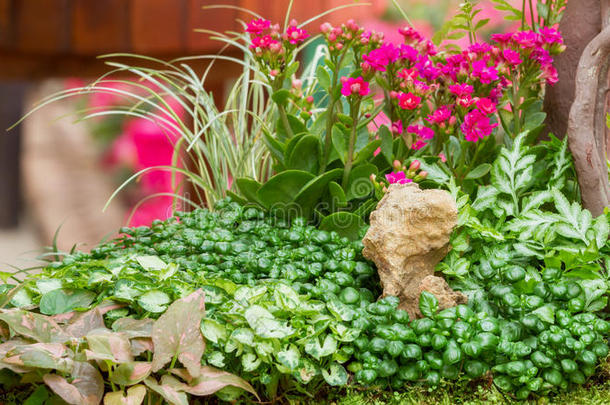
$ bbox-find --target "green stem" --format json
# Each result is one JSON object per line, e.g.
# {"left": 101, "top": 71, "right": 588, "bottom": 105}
{"left": 342, "top": 99, "right": 362, "bottom": 188}
{"left": 521, "top": 0, "right": 527, "bottom": 30}
{"left": 321, "top": 51, "right": 349, "bottom": 173}
{"left": 169, "top": 353, "right": 178, "bottom": 370}
{"left": 529, "top": 0, "right": 536, "bottom": 30}
{"left": 278, "top": 104, "right": 294, "bottom": 138}
{"left": 511, "top": 74, "right": 521, "bottom": 136}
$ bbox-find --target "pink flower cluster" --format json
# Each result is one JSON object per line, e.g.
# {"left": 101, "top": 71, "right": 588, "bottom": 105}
{"left": 357, "top": 24, "right": 563, "bottom": 147}
{"left": 320, "top": 19, "right": 383, "bottom": 54}
{"left": 385, "top": 171, "right": 412, "bottom": 184}
{"left": 246, "top": 18, "right": 308, "bottom": 56}
{"left": 340, "top": 76, "right": 370, "bottom": 97}
{"left": 491, "top": 27, "right": 563, "bottom": 85}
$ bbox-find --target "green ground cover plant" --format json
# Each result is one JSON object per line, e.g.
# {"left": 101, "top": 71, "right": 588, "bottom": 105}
{"left": 4, "top": 0, "right": 609, "bottom": 404}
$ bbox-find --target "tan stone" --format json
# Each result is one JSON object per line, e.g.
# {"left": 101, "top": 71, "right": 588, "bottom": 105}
{"left": 362, "top": 183, "right": 460, "bottom": 318}
{"left": 418, "top": 275, "right": 467, "bottom": 312}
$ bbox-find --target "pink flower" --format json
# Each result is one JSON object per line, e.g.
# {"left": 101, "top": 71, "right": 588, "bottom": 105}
{"left": 502, "top": 49, "right": 522, "bottom": 66}
{"left": 416, "top": 57, "right": 441, "bottom": 81}
{"left": 468, "top": 42, "right": 492, "bottom": 54}
{"left": 284, "top": 23, "right": 309, "bottom": 45}
{"left": 398, "top": 26, "right": 424, "bottom": 44}
{"left": 427, "top": 105, "right": 452, "bottom": 124}
{"left": 471, "top": 60, "right": 499, "bottom": 84}
{"left": 491, "top": 32, "right": 513, "bottom": 45}
{"left": 513, "top": 31, "right": 540, "bottom": 49}
{"left": 476, "top": 98, "right": 497, "bottom": 115}
{"left": 449, "top": 83, "right": 474, "bottom": 97}
{"left": 391, "top": 120, "right": 403, "bottom": 135}
{"left": 385, "top": 171, "right": 413, "bottom": 184}
{"left": 246, "top": 18, "right": 271, "bottom": 34}
{"left": 541, "top": 64, "right": 559, "bottom": 85}
{"left": 398, "top": 92, "right": 421, "bottom": 110}
{"left": 362, "top": 43, "right": 399, "bottom": 72}
{"left": 539, "top": 27, "right": 563, "bottom": 45}
{"left": 457, "top": 95, "right": 475, "bottom": 108}
{"left": 411, "top": 139, "right": 427, "bottom": 150}
{"left": 250, "top": 34, "right": 279, "bottom": 50}
{"left": 407, "top": 124, "right": 434, "bottom": 140}
{"left": 373, "top": 147, "right": 381, "bottom": 157}
{"left": 341, "top": 76, "right": 370, "bottom": 97}
{"left": 461, "top": 109, "right": 498, "bottom": 142}
{"left": 439, "top": 152, "right": 447, "bottom": 163}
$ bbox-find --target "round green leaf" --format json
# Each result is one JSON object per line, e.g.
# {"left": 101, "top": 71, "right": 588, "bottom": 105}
{"left": 256, "top": 170, "right": 314, "bottom": 210}
{"left": 319, "top": 212, "right": 365, "bottom": 240}
{"left": 465, "top": 163, "right": 492, "bottom": 180}
{"left": 39, "top": 289, "right": 96, "bottom": 315}
{"left": 137, "top": 290, "right": 170, "bottom": 313}
{"left": 287, "top": 135, "right": 321, "bottom": 174}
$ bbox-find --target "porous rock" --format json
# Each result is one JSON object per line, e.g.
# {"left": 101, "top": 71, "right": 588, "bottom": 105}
{"left": 362, "top": 183, "right": 462, "bottom": 318}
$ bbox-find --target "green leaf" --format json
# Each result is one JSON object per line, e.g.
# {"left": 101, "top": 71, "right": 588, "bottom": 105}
{"left": 304, "top": 335, "right": 337, "bottom": 360}
{"left": 354, "top": 140, "right": 382, "bottom": 165}
{"left": 137, "top": 290, "right": 170, "bottom": 313}
{"left": 39, "top": 289, "right": 96, "bottom": 315}
{"left": 328, "top": 181, "right": 347, "bottom": 208}
{"left": 332, "top": 125, "right": 348, "bottom": 163}
{"left": 322, "top": 363, "right": 348, "bottom": 386}
{"left": 465, "top": 163, "right": 491, "bottom": 180}
{"left": 143, "top": 376, "right": 188, "bottom": 405}
{"left": 327, "top": 298, "right": 355, "bottom": 322}
{"left": 235, "top": 178, "right": 263, "bottom": 205}
{"left": 135, "top": 255, "right": 166, "bottom": 271}
{"left": 531, "top": 304, "right": 555, "bottom": 324}
{"left": 23, "top": 385, "right": 50, "bottom": 405}
{"left": 346, "top": 164, "right": 377, "bottom": 200}
{"left": 36, "top": 279, "right": 62, "bottom": 295}
{"left": 379, "top": 125, "right": 393, "bottom": 165}
{"left": 419, "top": 291, "right": 439, "bottom": 318}
{"left": 319, "top": 212, "right": 365, "bottom": 240}
{"left": 244, "top": 305, "right": 294, "bottom": 339}
{"left": 286, "top": 135, "right": 321, "bottom": 174}
{"left": 276, "top": 114, "right": 306, "bottom": 141}
{"left": 271, "top": 89, "right": 291, "bottom": 106}
{"left": 256, "top": 170, "right": 314, "bottom": 210}
{"left": 170, "top": 366, "right": 259, "bottom": 399}
{"left": 151, "top": 289, "right": 206, "bottom": 378}
{"left": 316, "top": 65, "right": 331, "bottom": 90}
{"left": 277, "top": 345, "right": 300, "bottom": 370}
{"left": 201, "top": 318, "right": 228, "bottom": 344}
{"left": 294, "top": 169, "right": 343, "bottom": 218}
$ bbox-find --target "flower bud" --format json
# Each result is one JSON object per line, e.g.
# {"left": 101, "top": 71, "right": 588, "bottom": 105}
{"left": 393, "top": 160, "right": 402, "bottom": 171}
{"left": 292, "top": 79, "right": 302, "bottom": 90}
{"left": 320, "top": 22, "right": 332, "bottom": 34}
{"left": 408, "top": 160, "right": 420, "bottom": 171}
{"left": 306, "top": 95, "right": 314, "bottom": 104}
{"left": 369, "top": 173, "right": 376, "bottom": 182}
{"left": 270, "top": 69, "right": 279, "bottom": 77}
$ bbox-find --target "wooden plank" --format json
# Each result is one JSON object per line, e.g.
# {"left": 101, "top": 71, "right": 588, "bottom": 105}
{"left": 132, "top": 0, "right": 187, "bottom": 53}
{"left": 0, "top": 81, "right": 28, "bottom": 228}
{"left": 0, "top": 0, "right": 13, "bottom": 49}
{"left": 12, "top": 0, "right": 70, "bottom": 54}
{"left": 72, "top": 0, "right": 130, "bottom": 54}
{"left": 187, "top": 0, "right": 238, "bottom": 52}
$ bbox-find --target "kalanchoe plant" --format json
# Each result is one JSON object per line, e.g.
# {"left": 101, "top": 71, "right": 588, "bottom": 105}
{"left": 233, "top": 6, "right": 565, "bottom": 235}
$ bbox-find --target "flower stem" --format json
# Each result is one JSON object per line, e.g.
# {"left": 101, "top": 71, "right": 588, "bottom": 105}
{"left": 342, "top": 99, "right": 362, "bottom": 188}
{"left": 521, "top": 0, "right": 527, "bottom": 30}
{"left": 321, "top": 51, "right": 348, "bottom": 173}
{"left": 512, "top": 73, "right": 521, "bottom": 136}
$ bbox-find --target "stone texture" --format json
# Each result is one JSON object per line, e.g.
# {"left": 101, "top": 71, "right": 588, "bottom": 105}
{"left": 362, "top": 183, "right": 460, "bottom": 318}
{"left": 418, "top": 275, "right": 467, "bottom": 312}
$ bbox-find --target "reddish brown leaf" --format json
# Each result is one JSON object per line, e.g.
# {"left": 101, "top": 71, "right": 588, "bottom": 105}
{"left": 151, "top": 290, "right": 205, "bottom": 377}
{"left": 3, "top": 342, "right": 73, "bottom": 373}
{"left": 144, "top": 375, "right": 188, "bottom": 405}
{"left": 130, "top": 338, "right": 153, "bottom": 357}
{"left": 112, "top": 318, "right": 153, "bottom": 339}
{"left": 65, "top": 308, "right": 106, "bottom": 338}
{"left": 43, "top": 361, "right": 104, "bottom": 405}
{"left": 0, "top": 309, "right": 70, "bottom": 343}
{"left": 103, "top": 385, "right": 147, "bottom": 405}
{"left": 86, "top": 330, "right": 133, "bottom": 363}
{"left": 170, "top": 366, "right": 259, "bottom": 400}
{"left": 110, "top": 361, "right": 152, "bottom": 386}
